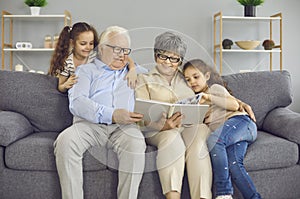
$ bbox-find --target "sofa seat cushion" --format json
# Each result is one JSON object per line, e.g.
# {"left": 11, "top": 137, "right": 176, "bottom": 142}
{"left": 102, "top": 131, "right": 298, "bottom": 173}
{"left": 0, "top": 111, "right": 33, "bottom": 146}
{"left": 244, "top": 131, "right": 299, "bottom": 171}
{"left": 5, "top": 132, "right": 107, "bottom": 171}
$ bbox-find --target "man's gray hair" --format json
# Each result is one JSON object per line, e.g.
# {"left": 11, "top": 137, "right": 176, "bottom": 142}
{"left": 154, "top": 31, "right": 187, "bottom": 58}
{"left": 99, "top": 26, "right": 131, "bottom": 46}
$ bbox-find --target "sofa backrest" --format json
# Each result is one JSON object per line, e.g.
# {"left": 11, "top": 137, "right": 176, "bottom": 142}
{"left": 222, "top": 70, "right": 292, "bottom": 129}
{"left": 0, "top": 70, "right": 73, "bottom": 132}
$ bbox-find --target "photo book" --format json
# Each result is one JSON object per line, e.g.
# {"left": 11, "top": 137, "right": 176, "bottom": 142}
{"left": 134, "top": 94, "right": 208, "bottom": 125}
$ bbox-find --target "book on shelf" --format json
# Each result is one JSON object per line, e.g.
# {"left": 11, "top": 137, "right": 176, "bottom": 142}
{"left": 134, "top": 94, "right": 208, "bottom": 125}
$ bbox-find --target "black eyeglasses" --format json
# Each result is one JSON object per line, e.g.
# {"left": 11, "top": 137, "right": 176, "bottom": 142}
{"left": 105, "top": 44, "right": 131, "bottom": 55}
{"left": 156, "top": 53, "right": 182, "bottom": 63}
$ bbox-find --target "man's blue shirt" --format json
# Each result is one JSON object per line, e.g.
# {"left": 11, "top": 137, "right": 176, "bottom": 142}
{"left": 68, "top": 58, "right": 147, "bottom": 124}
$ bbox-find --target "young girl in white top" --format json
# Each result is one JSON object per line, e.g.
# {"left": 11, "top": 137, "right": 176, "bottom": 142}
{"left": 48, "top": 22, "right": 137, "bottom": 92}
{"left": 183, "top": 59, "right": 261, "bottom": 199}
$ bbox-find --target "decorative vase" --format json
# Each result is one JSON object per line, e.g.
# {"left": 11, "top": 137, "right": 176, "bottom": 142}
{"left": 244, "top": 5, "right": 256, "bottom": 17}
{"left": 30, "top": 7, "right": 41, "bottom": 16}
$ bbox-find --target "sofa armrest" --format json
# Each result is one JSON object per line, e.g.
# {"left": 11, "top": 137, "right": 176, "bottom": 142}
{"left": 263, "top": 107, "right": 300, "bottom": 144}
{"left": 0, "top": 111, "right": 34, "bottom": 146}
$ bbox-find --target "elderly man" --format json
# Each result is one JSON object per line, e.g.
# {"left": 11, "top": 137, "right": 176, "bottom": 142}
{"left": 54, "top": 26, "right": 147, "bottom": 199}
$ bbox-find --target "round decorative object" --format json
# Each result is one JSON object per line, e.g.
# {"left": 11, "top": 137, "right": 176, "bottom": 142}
{"left": 235, "top": 40, "right": 260, "bottom": 50}
{"left": 262, "top": 39, "right": 275, "bottom": 50}
{"left": 222, "top": 39, "right": 233, "bottom": 49}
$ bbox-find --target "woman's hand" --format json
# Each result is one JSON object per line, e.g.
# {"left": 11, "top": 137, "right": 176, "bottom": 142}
{"left": 146, "top": 112, "right": 182, "bottom": 131}
{"left": 147, "top": 112, "right": 183, "bottom": 131}
{"left": 161, "top": 112, "right": 182, "bottom": 131}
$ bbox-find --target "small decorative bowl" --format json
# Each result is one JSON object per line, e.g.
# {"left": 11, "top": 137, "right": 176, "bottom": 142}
{"left": 235, "top": 40, "right": 260, "bottom": 50}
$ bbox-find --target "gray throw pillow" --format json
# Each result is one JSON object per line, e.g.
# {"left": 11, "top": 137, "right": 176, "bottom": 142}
{"left": 0, "top": 111, "right": 33, "bottom": 146}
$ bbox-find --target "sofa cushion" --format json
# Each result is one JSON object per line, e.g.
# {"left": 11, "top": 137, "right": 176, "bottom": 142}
{"left": 263, "top": 107, "right": 300, "bottom": 145}
{"left": 0, "top": 71, "right": 73, "bottom": 132}
{"left": 222, "top": 70, "right": 292, "bottom": 129}
{"left": 0, "top": 111, "right": 33, "bottom": 146}
{"left": 5, "top": 132, "right": 107, "bottom": 171}
{"left": 244, "top": 131, "right": 298, "bottom": 171}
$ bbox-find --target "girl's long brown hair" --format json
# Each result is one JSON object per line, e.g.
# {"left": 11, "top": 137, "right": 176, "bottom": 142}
{"left": 182, "top": 59, "right": 232, "bottom": 94}
{"left": 48, "top": 22, "right": 99, "bottom": 76}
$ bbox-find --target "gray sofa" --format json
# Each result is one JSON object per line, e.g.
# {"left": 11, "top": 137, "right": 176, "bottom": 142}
{"left": 0, "top": 69, "right": 299, "bottom": 199}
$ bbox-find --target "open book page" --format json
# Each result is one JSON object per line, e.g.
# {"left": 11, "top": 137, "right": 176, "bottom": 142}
{"left": 134, "top": 98, "right": 208, "bottom": 125}
{"left": 176, "top": 93, "right": 203, "bottom": 104}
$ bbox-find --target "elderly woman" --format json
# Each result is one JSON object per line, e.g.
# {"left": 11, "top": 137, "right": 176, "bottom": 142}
{"left": 135, "top": 32, "right": 212, "bottom": 199}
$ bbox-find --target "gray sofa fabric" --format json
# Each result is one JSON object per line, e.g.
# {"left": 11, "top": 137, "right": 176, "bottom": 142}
{"left": 0, "top": 70, "right": 300, "bottom": 199}
{"left": 0, "top": 71, "right": 73, "bottom": 132}
{"left": 0, "top": 111, "right": 33, "bottom": 146}
{"left": 222, "top": 70, "right": 292, "bottom": 129}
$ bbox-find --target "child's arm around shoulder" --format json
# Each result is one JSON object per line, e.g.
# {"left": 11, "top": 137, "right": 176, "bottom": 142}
{"left": 58, "top": 74, "right": 78, "bottom": 93}
{"left": 125, "top": 57, "right": 137, "bottom": 89}
{"left": 125, "top": 57, "right": 149, "bottom": 89}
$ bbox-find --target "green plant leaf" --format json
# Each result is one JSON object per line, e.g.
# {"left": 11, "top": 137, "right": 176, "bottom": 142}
{"left": 237, "top": 0, "right": 264, "bottom": 6}
{"left": 24, "top": 0, "right": 47, "bottom": 7}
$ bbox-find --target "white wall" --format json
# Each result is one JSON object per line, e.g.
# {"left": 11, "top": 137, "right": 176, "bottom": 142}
{"left": 1, "top": 0, "right": 299, "bottom": 112}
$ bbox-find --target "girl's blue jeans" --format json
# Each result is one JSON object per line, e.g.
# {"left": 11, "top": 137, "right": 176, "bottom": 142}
{"left": 207, "top": 115, "right": 261, "bottom": 199}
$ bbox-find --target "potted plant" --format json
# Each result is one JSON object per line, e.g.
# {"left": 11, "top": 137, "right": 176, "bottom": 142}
{"left": 24, "top": 0, "right": 48, "bottom": 16}
{"left": 262, "top": 39, "right": 275, "bottom": 50}
{"left": 222, "top": 39, "right": 233, "bottom": 49}
{"left": 237, "top": 0, "right": 265, "bottom": 17}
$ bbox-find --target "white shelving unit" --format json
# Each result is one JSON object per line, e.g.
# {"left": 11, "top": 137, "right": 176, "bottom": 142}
{"left": 1, "top": 10, "right": 72, "bottom": 70}
{"left": 213, "top": 11, "right": 282, "bottom": 74}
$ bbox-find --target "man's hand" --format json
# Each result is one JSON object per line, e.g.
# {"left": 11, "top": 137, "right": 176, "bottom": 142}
{"left": 112, "top": 109, "right": 143, "bottom": 124}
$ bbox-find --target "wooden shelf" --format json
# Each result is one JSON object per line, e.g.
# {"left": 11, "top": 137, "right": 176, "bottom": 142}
{"left": 1, "top": 10, "right": 72, "bottom": 70}
{"left": 213, "top": 11, "right": 282, "bottom": 74}
{"left": 3, "top": 48, "right": 55, "bottom": 52}
{"left": 215, "top": 49, "right": 281, "bottom": 53}
{"left": 215, "top": 15, "right": 281, "bottom": 21}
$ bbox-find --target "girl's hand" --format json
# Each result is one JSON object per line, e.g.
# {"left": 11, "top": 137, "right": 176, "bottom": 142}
{"left": 238, "top": 101, "right": 256, "bottom": 122}
{"left": 200, "top": 93, "right": 210, "bottom": 103}
{"left": 125, "top": 57, "right": 137, "bottom": 89}
{"left": 63, "top": 74, "right": 78, "bottom": 89}
{"left": 125, "top": 68, "right": 137, "bottom": 89}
